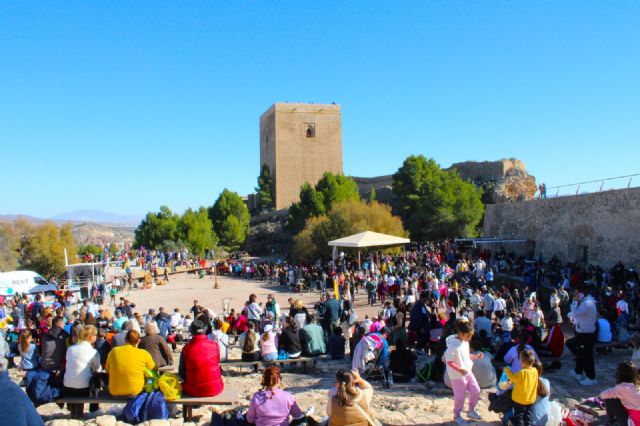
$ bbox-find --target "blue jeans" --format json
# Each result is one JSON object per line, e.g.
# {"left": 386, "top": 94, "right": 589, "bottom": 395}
{"left": 262, "top": 352, "right": 278, "bottom": 361}
{"left": 368, "top": 292, "right": 376, "bottom": 305}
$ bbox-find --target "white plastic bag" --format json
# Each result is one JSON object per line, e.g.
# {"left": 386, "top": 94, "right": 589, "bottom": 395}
{"left": 546, "top": 401, "right": 564, "bottom": 426}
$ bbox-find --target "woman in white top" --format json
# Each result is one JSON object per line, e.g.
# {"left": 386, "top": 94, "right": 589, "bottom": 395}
{"left": 247, "top": 294, "right": 263, "bottom": 327}
{"left": 209, "top": 318, "right": 230, "bottom": 361}
{"left": 63, "top": 325, "right": 101, "bottom": 419}
{"left": 503, "top": 332, "right": 539, "bottom": 373}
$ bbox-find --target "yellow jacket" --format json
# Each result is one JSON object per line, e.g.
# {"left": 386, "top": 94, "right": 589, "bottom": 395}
{"left": 504, "top": 366, "right": 538, "bottom": 405}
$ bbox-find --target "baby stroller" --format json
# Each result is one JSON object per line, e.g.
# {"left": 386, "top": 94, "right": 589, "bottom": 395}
{"left": 352, "top": 334, "right": 389, "bottom": 386}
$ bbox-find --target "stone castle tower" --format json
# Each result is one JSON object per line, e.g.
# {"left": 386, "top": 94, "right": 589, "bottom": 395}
{"left": 260, "top": 102, "right": 343, "bottom": 210}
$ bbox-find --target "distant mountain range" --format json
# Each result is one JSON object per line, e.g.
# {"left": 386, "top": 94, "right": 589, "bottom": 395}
{"left": 0, "top": 210, "right": 143, "bottom": 226}
{"left": 51, "top": 210, "right": 143, "bottom": 226}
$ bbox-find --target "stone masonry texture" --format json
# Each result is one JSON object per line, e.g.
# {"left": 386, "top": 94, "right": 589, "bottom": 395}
{"left": 483, "top": 187, "right": 640, "bottom": 268}
{"left": 260, "top": 102, "right": 343, "bottom": 210}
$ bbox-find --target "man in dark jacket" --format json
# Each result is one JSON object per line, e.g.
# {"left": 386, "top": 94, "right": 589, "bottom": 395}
{"left": 155, "top": 307, "right": 172, "bottom": 338}
{"left": 30, "top": 294, "right": 44, "bottom": 323}
{"left": 408, "top": 291, "right": 430, "bottom": 352}
{"left": 40, "top": 317, "right": 68, "bottom": 371}
{"left": 322, "top": 293, "right": 342, "bottom": 337}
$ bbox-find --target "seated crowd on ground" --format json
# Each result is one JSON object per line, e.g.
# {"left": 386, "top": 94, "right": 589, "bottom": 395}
{"left": 1, "top": 241, "right": 640, "bottom": 426}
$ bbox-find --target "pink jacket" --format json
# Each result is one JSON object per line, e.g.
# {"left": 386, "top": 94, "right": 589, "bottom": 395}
{"left": 601, "top": 383, "right": 640, "bottom": 426}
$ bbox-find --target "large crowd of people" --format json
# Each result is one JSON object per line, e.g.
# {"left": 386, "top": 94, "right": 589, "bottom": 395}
{"left": 1, "top": 241, "right": 640, "bottom": 426}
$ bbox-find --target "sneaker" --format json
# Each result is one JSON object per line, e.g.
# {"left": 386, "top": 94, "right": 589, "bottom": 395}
{"left": 579, "top": 377, "right": 598, "bottom": 386}
{"left": 570, "top": 370, "right": 585, "bottom": 381}
{"left": 455, "top": 416, "right": 469, "bottom": 425}
{"left": 467, "top": 410, "right": 482, "bottom": 420}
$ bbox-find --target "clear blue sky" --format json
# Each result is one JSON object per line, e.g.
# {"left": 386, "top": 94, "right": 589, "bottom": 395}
{"left": 1, "top": 2, "right": 639, "bottom": 218}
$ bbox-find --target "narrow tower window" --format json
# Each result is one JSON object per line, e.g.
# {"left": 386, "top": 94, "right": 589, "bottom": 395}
{"left": 305, "top": 123, "right": 316, "bottom": 138}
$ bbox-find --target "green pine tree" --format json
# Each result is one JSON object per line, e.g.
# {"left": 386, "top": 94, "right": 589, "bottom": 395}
{"left": 255, "top": 164, "right": 274, "bottom": 212}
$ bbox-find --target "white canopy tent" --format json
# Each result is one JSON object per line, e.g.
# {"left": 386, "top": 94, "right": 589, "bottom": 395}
{"left": 328, "top": 231, "right": 410, "bottom": 270}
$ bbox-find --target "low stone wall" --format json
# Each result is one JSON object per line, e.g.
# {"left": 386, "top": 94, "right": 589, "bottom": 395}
{"left": 483, "top": 187, "right": 640, "bottom": 268}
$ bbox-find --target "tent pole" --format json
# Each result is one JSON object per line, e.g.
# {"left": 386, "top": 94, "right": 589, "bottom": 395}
{"left": 358, "top": 250, "right": 361, "bottom": 273}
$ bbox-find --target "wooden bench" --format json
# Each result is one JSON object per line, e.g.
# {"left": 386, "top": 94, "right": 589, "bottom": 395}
{"left": 55, "top": 387, "right": 237, "bottom": 421}
{"left": 158, "top": 365, "right": 176, "bottom": 372}
{"left": 594, "top": 341, "right": 630, "bottom": 353}
{"left": 222, "top": 354, "right": 333, "bottom": 373}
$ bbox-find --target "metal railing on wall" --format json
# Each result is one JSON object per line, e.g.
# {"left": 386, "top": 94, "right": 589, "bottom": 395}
{"left": 539, "top": 173, "right": 640, "bottom": 198}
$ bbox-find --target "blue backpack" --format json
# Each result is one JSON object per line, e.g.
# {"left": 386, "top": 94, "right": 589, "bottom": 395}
{"left": 146, "top": 391, "right": 169, "bottom": 420}
{"left": 123, "top": 393, "right": 149, "bottom": 424}
{"left": 123, "top": 392, "right": 169, "bottom": 424}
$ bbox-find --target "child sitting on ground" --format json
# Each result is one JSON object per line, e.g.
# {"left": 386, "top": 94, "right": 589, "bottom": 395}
{"left": 600, "top": 361, "right": 640, "bottom": 426}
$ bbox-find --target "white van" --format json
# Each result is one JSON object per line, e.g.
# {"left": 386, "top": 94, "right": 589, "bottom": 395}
{"left": 0, "top": 271, "right": 58, "bottom": 297}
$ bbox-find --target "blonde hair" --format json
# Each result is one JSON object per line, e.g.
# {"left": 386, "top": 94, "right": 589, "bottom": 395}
{"left": 145, "top": 321, "right": 160, "bottom": 336}
{"left": 79, "top": 325, "right": 97, "bottom": 342}
{"left": 294, "top": 299, "right": 304, "bottom": 309}
{"left": 19, "top": 330, "right": 32, "bottom": 353}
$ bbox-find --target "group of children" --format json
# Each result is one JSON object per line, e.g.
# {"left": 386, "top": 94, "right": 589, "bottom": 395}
{"left": 444, "top": 315, "right": 640, "bottom": 426}
{"left": 445, "top": 317, "right": 548, "bottom": 426}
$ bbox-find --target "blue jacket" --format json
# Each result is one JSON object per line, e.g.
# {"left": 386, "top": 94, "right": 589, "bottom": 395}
{"left": 323, "top": 298, "right": 341, "bottom": 322}
{"left": 25, "top": 369, "right": 62, "bottom": 407}
{"left": 0, "top": 372, "right": 43, "bottom": 426}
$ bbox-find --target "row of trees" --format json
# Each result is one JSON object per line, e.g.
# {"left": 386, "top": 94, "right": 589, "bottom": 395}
{"left": 0, "top": 220, "right": 78, "bottom": 279}
{"left": 134, "top": 154, "right": 483, "bottom": 259}
{"left": 133, "top": 189, "right": 251, "bottom": 254}
{"left": 284, "top": 156, "right": 484, "bottom": 260}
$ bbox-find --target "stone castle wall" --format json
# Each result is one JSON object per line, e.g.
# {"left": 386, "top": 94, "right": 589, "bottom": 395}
{"left": 483, "top": 187, "right": 640, "bottom": 268}
{"left": 260, "top": 103, "right": 343, "bottom": 210}
{"left": 449, "top": 159, "right": 527, "bottom": 183}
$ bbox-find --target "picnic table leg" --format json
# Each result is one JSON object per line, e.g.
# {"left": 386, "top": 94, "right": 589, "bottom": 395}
{"left": 183, "top": 405, "right": 192, "bottom": 421}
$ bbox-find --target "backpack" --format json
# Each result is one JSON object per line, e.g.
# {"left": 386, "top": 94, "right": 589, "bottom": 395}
{"left": 210, "top": 407, "right": 250, "bottom": 426}
{"left": 123, "top": 391, "right": 168, "bottom": 424}
{"left": 145, "top": 391, "right": 169, "bottom": 420}
{"left": 123, "top": 393, "right": 150, "bottom": 423}
{"left": 25, "top": 369, "right": 62, "bottom": 407}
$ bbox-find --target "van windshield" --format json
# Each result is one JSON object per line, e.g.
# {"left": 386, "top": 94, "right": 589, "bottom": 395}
{"left": 34, "top": 276, "right": 49, "bottom": 285}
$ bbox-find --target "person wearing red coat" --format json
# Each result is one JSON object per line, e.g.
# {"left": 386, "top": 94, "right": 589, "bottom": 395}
{"left": 540, "top": 320, "right": 565, "bottom": 358}
{"left": 179, "top": 320, "right": 224, "bottom": 397}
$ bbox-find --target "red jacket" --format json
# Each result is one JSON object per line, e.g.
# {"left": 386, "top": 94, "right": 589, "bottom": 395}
{"left": 541, "top": 324, "right": 564, "bottom": 357}
{"left": 180, "top": 335, "right": 224, "bottom": 397}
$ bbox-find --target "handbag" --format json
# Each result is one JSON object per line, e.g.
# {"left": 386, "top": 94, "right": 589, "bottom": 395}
{"left": 277, "top": 349, "right": 290, "bottom": 360}
{"left": 352, "top": 399, "right": 381, "bottom": 426}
